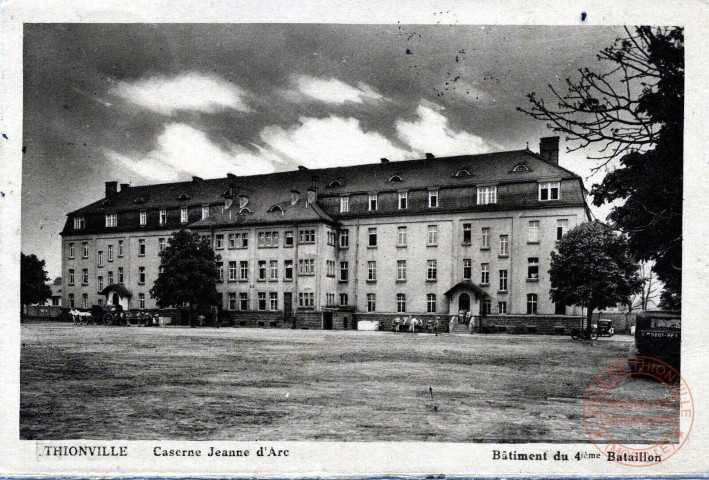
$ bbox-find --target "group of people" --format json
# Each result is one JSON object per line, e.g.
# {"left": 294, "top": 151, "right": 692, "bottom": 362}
{"left": 392, "top": 316, "right": 441, "bottom": 335}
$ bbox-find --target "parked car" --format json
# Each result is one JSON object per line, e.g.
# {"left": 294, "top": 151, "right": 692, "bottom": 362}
{"left": 630, "top": 310, "right": 681, "bottom": 371}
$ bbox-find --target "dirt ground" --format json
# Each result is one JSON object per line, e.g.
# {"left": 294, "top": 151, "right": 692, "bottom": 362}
{"left": 20, "top": 324, "right": 672, "bottom": 441}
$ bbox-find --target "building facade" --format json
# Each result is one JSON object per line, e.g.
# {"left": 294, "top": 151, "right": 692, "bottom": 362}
{"left": 60, "top": 137, "right": 590, "bottom": 328}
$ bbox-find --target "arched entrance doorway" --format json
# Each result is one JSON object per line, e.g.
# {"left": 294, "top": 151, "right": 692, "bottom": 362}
{"left": 458, "top": 293, "right": 471, "bottom": 312}
{"left": 112, "top": 293, "right": 120, "bottom": 306}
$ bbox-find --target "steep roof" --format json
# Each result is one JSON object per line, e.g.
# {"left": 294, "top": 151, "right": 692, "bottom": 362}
{"left": 68, "top": 149, "right": 579, "bottom": 217}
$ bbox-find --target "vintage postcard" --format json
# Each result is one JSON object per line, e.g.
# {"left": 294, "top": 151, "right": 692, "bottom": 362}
{"left": 1, "top": 0, "right": 708, "bottom": 477}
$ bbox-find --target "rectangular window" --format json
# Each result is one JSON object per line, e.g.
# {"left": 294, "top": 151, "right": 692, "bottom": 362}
{"left": 228, "top": 292, "right": 237, "bottom": 310}
{"left": 284, "top": 260, "right": 293, "bottom": 280}
{"left": 429, "top": 189, "right": 438, "bottom": 208}
{"left": 97, "top": 251, "right": 103, "bottom": 267}
{"left": 527, "top": 294, "right": 538, "bottom": 314}
{"left": 499, "top": 269, "right": 508, "bottom": 291}
{"left": 217, "top": 262, "right": 223, "bottom": 281}
{"left": 68, "top": 243, "right": 75, "bottom": 259}
{"left": 159, "top": 238, "right": 166, "bottom": 252}
{"left": 68, "top": 293, "right": 75, "bottom": 308}
{"left": 477, "top": 186, "right": 497, "bottom": 205}
{"left": 339, "top": 229, "right": 349, "bottom": 248}
{"left": 269, "top": 292, "right": 278, "bottom": 311}
{"left": 269, "top": 260, "right": 278, "bottom": 280}
{"left": 82, "top": 293, "right": 89, "bottom": 309}
{"left": 528, "top": 257, "right": 539, "bottom": 279}
{"left": 367, "top": 293, "right": 376, "bottom": 312}
{"left": 481, "top": 263, "right": 489, "bottom": 284}
{"left": 118, "top": 240, "right": 124, "bottom": 257}
{"left": 284, "top": 231, "right": 294, "bottom": 247}
{"left": 139, "top": 293, "right": 146, "bottom": 309}
{"left": 298, "top": 229, "right": 315, "bottom": 244}
{"left": 396, "top": 293, "right": 406, "bottom": 313}
{"left": 463, "top": 223, "right": 472, "bottom": 244}
{"left": 427, "top": 225, "right": 438, "bottom": 246}
{"left": 68, "top": 269, "right": 75, "bottom": 286}
{"left": 298, "top": 259, "right": 315, "bottom": 275}
{"left": 298, "top": 292, "right": 314, "bottom": 308}
{"left": 138, "top": 239, "right": 146, "bottom": 256}
{"left": 180, "top": 208, "right": 188, "bottom": 223}
{"left": 340, "top": 196, "right": 349, "bottom": 213}
{"left": 215, "top": 235, "right": 224, "bottom": 249}
{"left": 427, "top": 260, "right": 437, "bottom": 281}
{"left": 82, "top": 268, "right": 89, "bottom": 285}
{"left": 368, "top": 227, "right": 377, "bottom": 247}
{"left": 73, "top": 216, "right": 85, "bottom": 229}
{"left": 118, "top": 267, "right": 124, "bottom": 284}
{"left": 202, "top": 205, "right": 209, "bottom": 219}
{"left": 326, "top": 230, "right": 335, "bottom": 246}
{"left": 98, "top": 276, "right": 104, "bottom": 291}
{"left": 397, "top": 260, "right": 407, "bottom": 281}
{"left": 539, "top": 181, "right": 560, "bottom": 201}
{"left": 139, "top": 210, "right": 147, "bottom": 226}
{"left": 82, "top": 242, "right": 89, "bottom": 258}
{"left": 105, "top": 213, "right": 117, "bottom": 227}
{"left": 368, "top": 194, "right": 378, "bottom": 211}
{"left": 340, "top": 293, "right": 349, "bottom": 306}
{"left": 108, "top": 270, "right": 114, "bottom": 285}
{"left": 227, "top": 261, "right": 237, "bottom": 281}
{"left": 259, "top": 231, "right": 280, "bottom": 247}
{"left": 367, "top": 261, "right": 377, "bottom": 282}
{"left": 340, "top": 261, "right": 349, "bottom": 281}
{"left": 463, "top": 259, "right": 472, "bottom": 280}
{"left": 481, "top": 299, "right": 492, "bottom": 315}
{"left": 159, "top": 209, "right": 167, "bottom": 225}
{"left": 240, "top": 261, "right": 248, "bottom": 280}
{"left": 481, "top": 228, "right": 490, "bottom": 248}
{"left": 397, "top": 226, "right": 407, "bottom": 246}
{"left": 498, "top": 301, "right": 507, "bottom": 314}
{"left": 528, "top": 220, "right": 540, "bottom": 243}
{"left": 500, "top": 235, "right": 509, "bottom": 256}
{"left": 138, "top": 267, "right": 146, "bottom": 284}
{"left": 258, "top": 261, "right": 267, "bottom": 281}
{"left": 398, "top": 191, "right": 408, "bottom": 209}
{"left": 427, "top": 293, "right": 437, "bottom": 313}
{"left": 326, "top": 260, "right": 335, "bottom": 277}
{"left": 228, "top": 233, "right": 236, "bottom": 248}
{"left": 239, "top": 292, "right": 248, "bottom": 310}
{"left": 258, "top": 292, "right": 267, "bottom": 311}
{"left": 557, "top": 219, "right": 569, "bottom": 241}
{"left": 231, "top": 232, "right": 247, "bottom": 248}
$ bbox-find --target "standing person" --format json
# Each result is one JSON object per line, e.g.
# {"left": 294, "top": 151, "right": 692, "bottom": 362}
{"left": 434, "top": 317, "right": 440, "bottom": 336}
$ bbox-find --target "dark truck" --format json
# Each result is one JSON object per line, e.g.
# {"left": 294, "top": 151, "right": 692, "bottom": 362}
{"left": 631, "top": 310, "right": 681, "bottom": 371}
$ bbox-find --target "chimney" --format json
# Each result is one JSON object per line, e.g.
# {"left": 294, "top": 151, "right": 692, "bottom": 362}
{"left": 290, "top": 190, "right": 300, "bottom": 206}
{"left": 306, "top": 187, "right": 317, "bottom": 206}
{"left": 120, "top": 183, "right": 130, "bottom": 192}
{"left": 425, "top": 153, "right": 435, "bottom": 159}
{"left": 539, "top": 136, "right": 560, "bottom": 165}
{"left": 192, "top": 176, "right": 203, "bottom": 182}
{"left": 380, "top": 158, "right": 389, "bottom": 163}
{"left": 226, "top": 173, "right": 236, "bottom": 179}
{"left": 105, "top": 181, "right": 118, "bottom": 197}
{"left": 298, "top": 165, "right": 308, "bottom": 171}
{"left": 238, "top": 195, "right": 249, "bottom": 209}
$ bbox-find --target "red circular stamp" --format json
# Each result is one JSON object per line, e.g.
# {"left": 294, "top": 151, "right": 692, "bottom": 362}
{"left": 583, "top": 356, "right": 693, "bottom": 467}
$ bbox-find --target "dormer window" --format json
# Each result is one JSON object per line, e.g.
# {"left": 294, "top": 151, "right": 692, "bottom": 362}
{"left": 388, "top": 174, "right": 403, "bottom": 183}
{"left": 268, "top": 205, "right": 284, "bottom": 214}
{"left": 73, "top": 216, "right": 86, "bottom": 230}
{"left": 105, "top": 213, "right": 118, "bottom": 228}
{"left": 477, "top": 186, "right": 497, "bottom": 205}
{"left": 539, "top": 181, "right": 560, "bottom": 201}
{"left": 239, "top": 207, "right": 252, "bottom": 214}
{"left": 177, "top": 193, "right": 190, "bottom": 201}
{"left": 139, "top": 210, "right": 147, "bottom": 226}
{"left": 202, "top": 205, "right": 209, "bottom": 219}
{"left": 454, "top": 169, "right": 471, "bottom": 177}
{"left": 134, "top": 197, "right": 146, "bottom": 204}
{"left": 328, "top": 179, "right": 343, "bottom": 187}
{"left": 512, "top": 164, "right": 530, "bottom": 172}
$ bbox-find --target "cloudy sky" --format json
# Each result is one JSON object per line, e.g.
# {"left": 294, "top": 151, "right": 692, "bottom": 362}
{"left": 22, "top": 24, "right": 625, "bottom": 278}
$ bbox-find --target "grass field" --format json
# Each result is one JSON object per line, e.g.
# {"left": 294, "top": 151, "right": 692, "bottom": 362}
{"left": 20, "top": 324, "right": 669, "bottom": 441}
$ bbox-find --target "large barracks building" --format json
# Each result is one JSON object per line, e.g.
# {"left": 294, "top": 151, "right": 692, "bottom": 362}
{"left": 61, "top": 137, "right": 590, "bottom": 331}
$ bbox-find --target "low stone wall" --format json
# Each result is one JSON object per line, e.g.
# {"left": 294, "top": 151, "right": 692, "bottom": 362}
{"left": 223, "top": 311, "right": 284, "bottom": 328}
{"left": 354, "top": 313, "right": 450, "bottom": 333}
{"left": 478, "top": 314, "right": 584, "bottom": 335}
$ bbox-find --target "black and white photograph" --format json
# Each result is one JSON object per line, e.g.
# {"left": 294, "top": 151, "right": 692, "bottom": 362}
{"left": 3, "top": 1, "right": 707, "bottom": 476}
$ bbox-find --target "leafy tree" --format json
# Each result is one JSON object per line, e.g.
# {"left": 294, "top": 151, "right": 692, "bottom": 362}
{"left": 550, "top": 222, "right": 642, "bottom": 337}
{"left": 21, "top": 253, "right": 52, "bottom": 307}
{"left": 150, "top": 230, "right": 221, "bottom": 323}
{"left": 519, "top": 27, "right": 683, "bottom": 307}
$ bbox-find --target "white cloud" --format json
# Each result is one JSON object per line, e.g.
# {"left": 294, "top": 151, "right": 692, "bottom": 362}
{"left": 105, "top": 123, "right": 279, "bottom": 181}
{"left": 396, "top": 101, "right": 494, "bottom": 156}
{"left": 260, "top": 116, "right": 411, "bottom": 168}
{"left": 290, "top": 75, "right": 388, "bottom": 104}
{"left": 111, "top": 72, "right": 251, "bottom": 115}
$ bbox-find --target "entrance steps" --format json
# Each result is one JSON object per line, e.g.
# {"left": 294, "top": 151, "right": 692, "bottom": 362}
{"left": 449, "top": 322, "right": 470, "bottom": 334}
